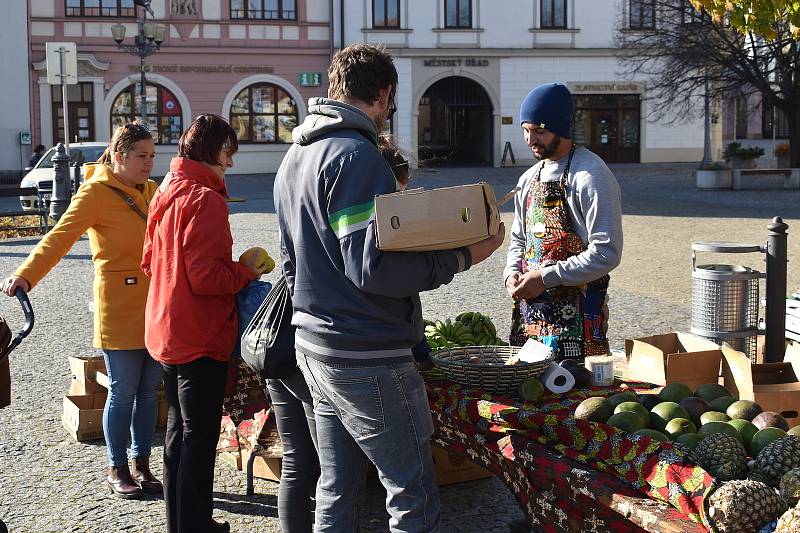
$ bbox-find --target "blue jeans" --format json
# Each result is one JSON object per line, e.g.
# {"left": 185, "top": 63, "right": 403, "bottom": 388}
{"left": 297, "top": 353, "right": 440, "bottom": 533}
{"left": 102, "top": 349, "right": 163, "bottom": 467}
{"left": 267, "top": 373, "right": 319, "bottom": 533}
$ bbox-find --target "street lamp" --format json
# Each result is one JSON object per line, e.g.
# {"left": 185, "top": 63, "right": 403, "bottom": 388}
{"left": 111, "top": 0, "right": 165, "bottom": 127}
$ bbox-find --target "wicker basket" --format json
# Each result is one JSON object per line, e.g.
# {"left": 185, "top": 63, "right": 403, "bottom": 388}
{"left": 429, "top": 345, "right": 552, "bottom": 396}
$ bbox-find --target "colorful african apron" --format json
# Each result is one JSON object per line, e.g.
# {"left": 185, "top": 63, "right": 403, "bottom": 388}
{"left": 509, "top": 145, "right": 610, "bottom": 362}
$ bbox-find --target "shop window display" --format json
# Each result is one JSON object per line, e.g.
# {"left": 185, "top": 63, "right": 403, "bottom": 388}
{"left": 110, "top": 84, "right": 183, "bottom": 145}
{"left": 229, "top": 83, "right": 298, "bottom": 144}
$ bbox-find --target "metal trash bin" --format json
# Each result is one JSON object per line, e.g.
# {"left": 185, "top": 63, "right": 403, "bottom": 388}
{"left": 691, "top": 243, "right": 763, "bottom": 362}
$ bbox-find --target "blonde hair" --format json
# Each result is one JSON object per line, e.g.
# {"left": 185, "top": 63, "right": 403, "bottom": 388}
{"left": 97, "top": 122, "right": 153, "bottom": 165}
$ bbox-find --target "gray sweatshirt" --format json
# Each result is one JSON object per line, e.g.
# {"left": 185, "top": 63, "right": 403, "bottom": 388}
{"left": 503, "top": 146, "right": 623, "bottom": 288}
{"left": 274, "top": 98, "right": 470, "bottom": 364}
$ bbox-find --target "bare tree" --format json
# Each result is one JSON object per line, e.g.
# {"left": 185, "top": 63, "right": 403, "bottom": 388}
{"left": 615, "top": 0, "right": 800, "bottom": 165}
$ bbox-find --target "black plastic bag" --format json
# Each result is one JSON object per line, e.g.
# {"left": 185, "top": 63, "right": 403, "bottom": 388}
{"left": 240, "top": 276, "right": 297, "bottom": 379}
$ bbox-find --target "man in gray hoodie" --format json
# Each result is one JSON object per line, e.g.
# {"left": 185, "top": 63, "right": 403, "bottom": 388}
{"left": 504, "top": 82, "right": 623, "bottom": 362}
{"left": 273, "top": 44, "right": 504, "bottom": 532}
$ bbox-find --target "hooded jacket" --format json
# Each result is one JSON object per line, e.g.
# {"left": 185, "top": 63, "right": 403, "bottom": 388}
{"left": 142, "top": 157, "right": 255, "bottom": 365}
{"left": 274, "top": 98, "right": 470, "bottom": 364}
{"left": 15, "top": 163, "right": 157, "bottom": 350}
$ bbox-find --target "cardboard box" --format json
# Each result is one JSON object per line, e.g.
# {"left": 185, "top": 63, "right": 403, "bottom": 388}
{"left": 68, "top": 355, "right": 106, "bottom": 395}
{"left": 721, "top": 342, "right": 800, "bottom": 428}
{"left": 61, "top": 392, "right": 107, "bottom": 442}
{"left": 374, "top": 182, "right": 502, "bottom": 251}
{"left": 91, "top": 367, "right": 168, "bottom": 428}
{"left": 240, "top": 444, "right": 491, "bottom": 486}
{"left": 625, "top": 333, "right": 800, "bottom": 428}
{"left": 241, "top": 447, "right": 281, "bottom": 482}
{"left": 431, "top": 444, "right": 492, "bottom": 486}
{"left": 623, "top": 333, "right": 722, "bottom": 392}
{"left": 218, "top": 450, "right": 243, "bottom": 471}
{"left": 157, "top": 389, "right": 168, "bottom": 428}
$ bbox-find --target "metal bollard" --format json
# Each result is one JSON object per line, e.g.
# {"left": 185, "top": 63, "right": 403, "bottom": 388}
{"left": 764, "top": 217, "right": 789, "bottom": 363}
{"left": 50, "top": 143, "right": 71, "bottom": 221}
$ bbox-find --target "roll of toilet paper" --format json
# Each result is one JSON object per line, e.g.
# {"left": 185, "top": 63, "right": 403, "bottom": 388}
{"left": 538, "top": 363, "right": 576, "bottom": 394}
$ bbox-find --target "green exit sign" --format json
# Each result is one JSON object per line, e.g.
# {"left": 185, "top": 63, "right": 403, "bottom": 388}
{"left": 299, "top": 72, "right": 322, "bottom": 87}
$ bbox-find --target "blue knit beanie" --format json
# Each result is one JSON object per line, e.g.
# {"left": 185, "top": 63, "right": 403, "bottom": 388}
{"left": 519, "top": 83, "right": 574, "bottom": 139}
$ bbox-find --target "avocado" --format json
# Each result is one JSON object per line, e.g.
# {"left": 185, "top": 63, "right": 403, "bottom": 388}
{"left": 574, "top": 397, "right": 613, "bottom": 423}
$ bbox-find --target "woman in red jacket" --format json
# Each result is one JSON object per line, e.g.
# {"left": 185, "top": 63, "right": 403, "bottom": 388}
{"left": 142, "top": 114, "right": 267, "bottom": 533}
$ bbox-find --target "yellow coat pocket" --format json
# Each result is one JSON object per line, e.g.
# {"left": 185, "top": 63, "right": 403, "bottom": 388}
{"left": 93, "top": 269, "right": 149, "bottom": 350}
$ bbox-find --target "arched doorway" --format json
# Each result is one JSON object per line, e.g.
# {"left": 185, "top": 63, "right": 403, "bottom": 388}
{"left": 417, "top": 76, "right": 493, "bottom": 166}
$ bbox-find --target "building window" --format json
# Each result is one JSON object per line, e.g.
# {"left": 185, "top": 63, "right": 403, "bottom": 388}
{"left": 231, "top": 0, "right": 297, "bottom": 20}
{"left": 735, "top": 96, "right": 748, "bottom": 139}
{"left": 373, "top": 0, "right": 400, "bottom": 28}
{"left": 444, "top": 0, "right": 471, "bottom": 28}
{"left": 52, "top": 83, "right": 95, "bottom": 143}
{"left": 66, "top": 0, "right": 136, "bottom": 17}
{"left": 541, "top": 0, "right": 567, "bottom": 28}
{"left": 629, "top": 0, "right": 654, "bottom": 29}
{"left": 229, "top": 83, "right": 298, "bottom": 143}
{"left": 762, "top": 103, "right": 789, "bottom": 139}
{"left": 110, "top": 84, "right": 183, "bottom": 145}
{"left": 681, "top": 0, "right": 710, "bottom": 24}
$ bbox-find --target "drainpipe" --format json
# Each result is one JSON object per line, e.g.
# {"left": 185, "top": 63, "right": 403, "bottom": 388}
{"left": 340, "top": 0, "right": 345, "bottom": 51}
{"left": 329, "top": 0, "right": 334, "bottom": 58}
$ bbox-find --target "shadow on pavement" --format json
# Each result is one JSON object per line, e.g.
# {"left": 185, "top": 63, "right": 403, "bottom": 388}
{"left": 212, "top": 491, "right": 279, "bottom": 518}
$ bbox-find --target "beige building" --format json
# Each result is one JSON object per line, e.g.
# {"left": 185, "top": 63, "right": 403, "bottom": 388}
{"left": 337, "top": 0, "right": 709, "bottom": 167}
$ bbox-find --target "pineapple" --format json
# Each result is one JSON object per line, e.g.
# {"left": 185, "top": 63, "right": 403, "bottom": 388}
{"left": 706, "top": 479, "right": 787, "bottom": 532}
{"left": 748, "top": 470, "right": 771, "bottom": 484}
{"left": 755, "top": 435, "right": 800, "bottom": 487}
{"left": 693, "top": 433, "right": 748, "bottom": 481}
{"left": 780, "top": 468, "right": 800, "bottom": 507}
{"left": 775, "top": 505, "right": 800, "bottom": 533}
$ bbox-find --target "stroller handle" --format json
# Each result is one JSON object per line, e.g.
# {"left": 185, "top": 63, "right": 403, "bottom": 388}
{"left": 2, "top": 288, "right": 35, "bottom": 359}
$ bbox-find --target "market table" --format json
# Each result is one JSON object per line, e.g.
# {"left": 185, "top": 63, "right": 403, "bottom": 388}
{"left": 222, "top": 359, "right": 717, "bottom": 532}
{"left": 424, "top": 373, "right": 715, "bottom": 532}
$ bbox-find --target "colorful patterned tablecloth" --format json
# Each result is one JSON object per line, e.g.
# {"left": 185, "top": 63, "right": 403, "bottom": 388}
{"left": 425, "top": 372, "right": 714, "bottom": 531}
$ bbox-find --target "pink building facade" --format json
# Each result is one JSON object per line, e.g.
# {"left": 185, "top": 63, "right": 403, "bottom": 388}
{"left": 28, "top": 0, "right": 332, "bottom": 174}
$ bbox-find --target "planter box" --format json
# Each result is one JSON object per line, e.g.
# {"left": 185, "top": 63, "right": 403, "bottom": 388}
{"left": 695, "top": 169, "right": 732, "bottom": 189}
{"left": 727, "top": 156, "right": 757, "bottom": 169}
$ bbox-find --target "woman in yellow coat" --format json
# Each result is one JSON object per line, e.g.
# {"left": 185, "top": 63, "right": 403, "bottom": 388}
{"left": 1, "top": 123, "right": 162, "bottom": 499}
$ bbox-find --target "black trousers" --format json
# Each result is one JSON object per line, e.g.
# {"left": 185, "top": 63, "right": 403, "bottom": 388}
{"left": 162, "top": 357, "right": 228, "bottom": 533}
{"left": 266, "top": 373, "right": 319, "bottom": 532}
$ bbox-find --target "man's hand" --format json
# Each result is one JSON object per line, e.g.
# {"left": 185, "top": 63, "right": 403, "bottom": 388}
{"left": 2, "top": 276, "right": 30, "bottom": 297}
{"left": 466, "top": 223, "right": 506, "bottom": 266}
{"left": 509, "top": 270, "right": 545, "bottom": 301}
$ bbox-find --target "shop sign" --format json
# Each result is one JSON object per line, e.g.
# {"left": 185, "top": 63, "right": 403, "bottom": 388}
{"left": 128, "top": 65, "right": 275, "bottom": 74}
{"left": 573, "top": 82, "right": 641, "bottom": 93}
{"left": 299, "top": 72, "right": 322, "bottom": 87}
{"left": 502, "top": 116, "right": 513, "bottom": 125}
{"left": 423, "top": 58, "right": 490, "bottom": 67}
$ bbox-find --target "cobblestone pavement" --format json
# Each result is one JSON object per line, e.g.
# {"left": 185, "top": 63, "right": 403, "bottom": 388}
{"left": 0, "top": 163, "right": 797, "bottom": 532}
